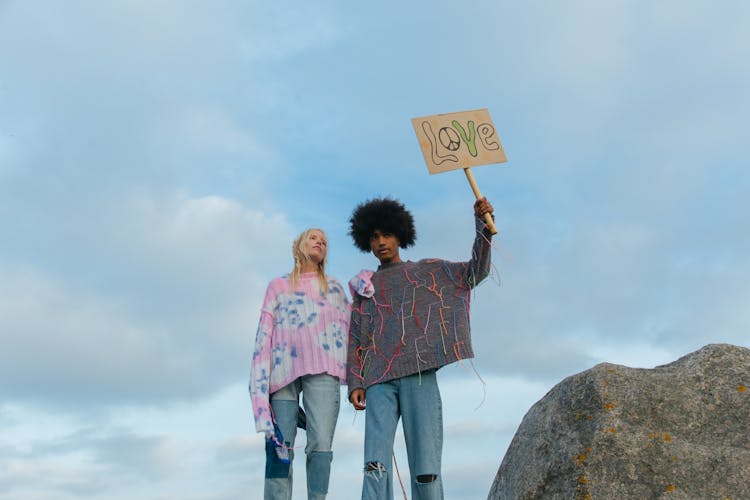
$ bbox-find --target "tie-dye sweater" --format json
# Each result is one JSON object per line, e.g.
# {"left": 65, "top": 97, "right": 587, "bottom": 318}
{"left": 249, "top": 272, "right": 350, "bottom": 434}
{"left": 347, "top": 218, "right": 492, "bottom": 394}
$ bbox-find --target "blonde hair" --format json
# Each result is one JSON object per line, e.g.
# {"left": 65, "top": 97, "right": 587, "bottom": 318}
{"left": 289, "top": 228, "right": 329, "bottom": 293}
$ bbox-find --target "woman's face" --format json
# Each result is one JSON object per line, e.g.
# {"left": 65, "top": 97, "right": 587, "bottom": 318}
{"left": 303, "top": 230, "right": 327, "bottom": 264}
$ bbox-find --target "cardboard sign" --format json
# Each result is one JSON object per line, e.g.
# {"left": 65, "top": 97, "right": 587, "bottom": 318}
{"left": 411, "top": 108, "right": 507, "bottom": 174}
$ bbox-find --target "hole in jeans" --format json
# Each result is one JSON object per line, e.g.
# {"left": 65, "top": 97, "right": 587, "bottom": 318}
{"left": 364, "top": 461, "right": 388, "bottom": 481}
{"left": 416, "top": 474, "right": 438, "bottom": 483}
{"left": 365, "top": 462, "right": 387, "bottom": 473}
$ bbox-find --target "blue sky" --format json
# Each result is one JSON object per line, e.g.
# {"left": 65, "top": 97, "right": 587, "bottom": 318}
{"left": 1, "top": 1, "right": 749, "bottom": 498}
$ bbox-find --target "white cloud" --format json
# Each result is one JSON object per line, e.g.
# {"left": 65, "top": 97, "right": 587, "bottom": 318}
{"left": 180, "top": 105, "right": 275, "bottom": 159}
{"left": 0, "top": 192, "right": 296, "bottom": 408}
{"left": 0, "top": 264, "right": 192, "bottom": 405}
{"left": 0, "top": 429, "right": 186, "bottom": 499}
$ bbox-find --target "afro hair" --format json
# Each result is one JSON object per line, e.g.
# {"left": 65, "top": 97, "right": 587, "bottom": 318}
{"left": 348, "top": 197, "right": 417, "bottom": 252}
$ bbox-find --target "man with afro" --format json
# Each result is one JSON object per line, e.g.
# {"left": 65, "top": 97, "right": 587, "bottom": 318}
{"left": 346, "top": 196, "right": 494, "bottom": 500}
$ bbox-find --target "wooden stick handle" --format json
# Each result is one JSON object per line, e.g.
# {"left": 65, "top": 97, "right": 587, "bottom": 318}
{"left": 464, "top": 168, "right": 498, "bottom": 235}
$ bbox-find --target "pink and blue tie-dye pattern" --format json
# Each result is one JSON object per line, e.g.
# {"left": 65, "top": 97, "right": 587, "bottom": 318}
{"left": 348, "top": 269, "right": 374, "bottom": 299}
{"left": 249, "top": 273, "right": 350, "bottom": 434}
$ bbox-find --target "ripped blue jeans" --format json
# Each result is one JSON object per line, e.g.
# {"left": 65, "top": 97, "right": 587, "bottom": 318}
{"left": 361, "top": 370, "right": 444, "bottom": 500}
{"left": 264, "top": 374, "right": 340, "bottom": 500}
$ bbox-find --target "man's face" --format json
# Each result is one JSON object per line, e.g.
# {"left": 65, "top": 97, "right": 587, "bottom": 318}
{"left": 369, "top": 229, "right": 401, "bottom": 264}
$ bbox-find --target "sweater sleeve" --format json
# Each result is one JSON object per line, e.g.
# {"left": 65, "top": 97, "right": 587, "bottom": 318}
{"left": 462, "top": 216, "right": 493, "bottom": 288}
{"left": 346, "top": 292, "right": 365, "bottom": 395}
{"left": 249, "top": 282, "right": 279, "bottom": 435}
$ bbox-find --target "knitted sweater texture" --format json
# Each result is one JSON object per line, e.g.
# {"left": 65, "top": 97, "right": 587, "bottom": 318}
{"left": 347, "top": 218, "right": 492, "bottom": 393}
{"left": 249, "top": 272, "right": 350, "bottom": 434}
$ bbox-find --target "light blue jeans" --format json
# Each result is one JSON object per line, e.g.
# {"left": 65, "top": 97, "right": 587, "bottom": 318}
{"left": 362, "top": 370, "right": 444, "bottom": 500}
{"left": 264, "top": 373, "right": 340, "bottom": 500}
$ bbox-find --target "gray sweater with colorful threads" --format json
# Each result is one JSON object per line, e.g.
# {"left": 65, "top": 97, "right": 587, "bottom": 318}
{"left": 346, "top": 217, "right": 493, "bottom": 393}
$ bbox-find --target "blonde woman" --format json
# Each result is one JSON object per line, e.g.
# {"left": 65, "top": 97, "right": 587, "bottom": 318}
{"left": 249, "top": 228, "right": 350, "bottom": 500}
